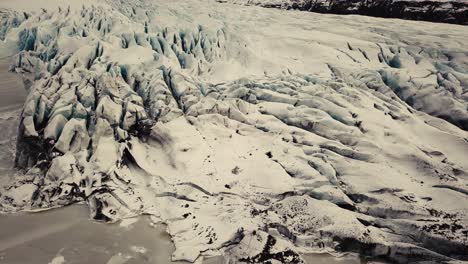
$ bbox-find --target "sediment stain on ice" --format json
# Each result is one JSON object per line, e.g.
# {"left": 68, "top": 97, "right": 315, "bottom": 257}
{"left": 0, "top": 0, "right": 467, "bottom": 263}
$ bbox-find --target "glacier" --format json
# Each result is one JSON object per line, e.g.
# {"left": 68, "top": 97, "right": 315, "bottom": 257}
{"left": 0, "top": 0, "right": 467, "bottom": 263}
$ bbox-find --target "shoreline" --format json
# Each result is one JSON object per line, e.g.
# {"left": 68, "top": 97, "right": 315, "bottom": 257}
{"left": 0, "top": 205, "right": 361, "bottom": 264}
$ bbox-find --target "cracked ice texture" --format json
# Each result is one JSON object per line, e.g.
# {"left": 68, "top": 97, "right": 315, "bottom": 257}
{"left": 0, "top": 0, "right": 468, "bottom": 263}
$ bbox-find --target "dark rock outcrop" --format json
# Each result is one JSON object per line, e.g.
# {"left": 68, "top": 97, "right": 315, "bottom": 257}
{"left": 218, "top": 0, "right": 468, "bottom": 25}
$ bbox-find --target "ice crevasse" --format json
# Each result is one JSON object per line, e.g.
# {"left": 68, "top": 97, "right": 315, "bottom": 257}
{"left": 0, "top": 0, "right": 468, "bottom": 263}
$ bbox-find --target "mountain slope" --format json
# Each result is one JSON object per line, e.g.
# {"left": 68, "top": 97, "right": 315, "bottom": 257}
{"left": 217, "top": 0, "right": 468, "bottom": 25}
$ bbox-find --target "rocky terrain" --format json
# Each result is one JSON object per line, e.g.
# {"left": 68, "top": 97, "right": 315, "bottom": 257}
{"left": 217, "top": 0, "right": 468, "bottom": 25}
{"left": 0, "top": 0, "right": 467, "bottom": 263}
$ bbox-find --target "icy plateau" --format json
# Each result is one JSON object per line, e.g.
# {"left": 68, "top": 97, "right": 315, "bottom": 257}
{"left": 0, "top": 0, "right": 467, "bottom": 263}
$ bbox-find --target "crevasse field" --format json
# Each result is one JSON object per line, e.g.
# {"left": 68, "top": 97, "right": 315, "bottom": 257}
{"left": 0, "top": 0, "right": 467, "bottom": 263}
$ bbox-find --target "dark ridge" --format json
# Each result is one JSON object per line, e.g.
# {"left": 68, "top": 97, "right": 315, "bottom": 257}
{"left": 217, "top": 0, "right": 468, "bottom": 25}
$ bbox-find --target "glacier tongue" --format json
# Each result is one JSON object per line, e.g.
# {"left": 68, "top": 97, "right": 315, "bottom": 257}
{"left": 1, "top": 0, "right": 468, "bottom": 263}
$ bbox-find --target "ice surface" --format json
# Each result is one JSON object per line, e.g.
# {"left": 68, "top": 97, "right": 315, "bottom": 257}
{"left": 0, "top": 0, "right": 467, "bottom": 263}
{"left": 217, "top": 0, "right": 468, "bottom": 25}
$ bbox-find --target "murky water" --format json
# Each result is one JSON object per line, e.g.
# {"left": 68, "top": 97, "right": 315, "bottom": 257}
{"left": 303, "top": 253, "right": 361, "bottom": 264}
{"left": 0, "top": 59, "right": 27, "bottom": 111}
{"left": 0, "top": 205, "right": 221, "bottom": 264}
{"left": 0, "top": 59, "right": 25, "bottom": 185}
